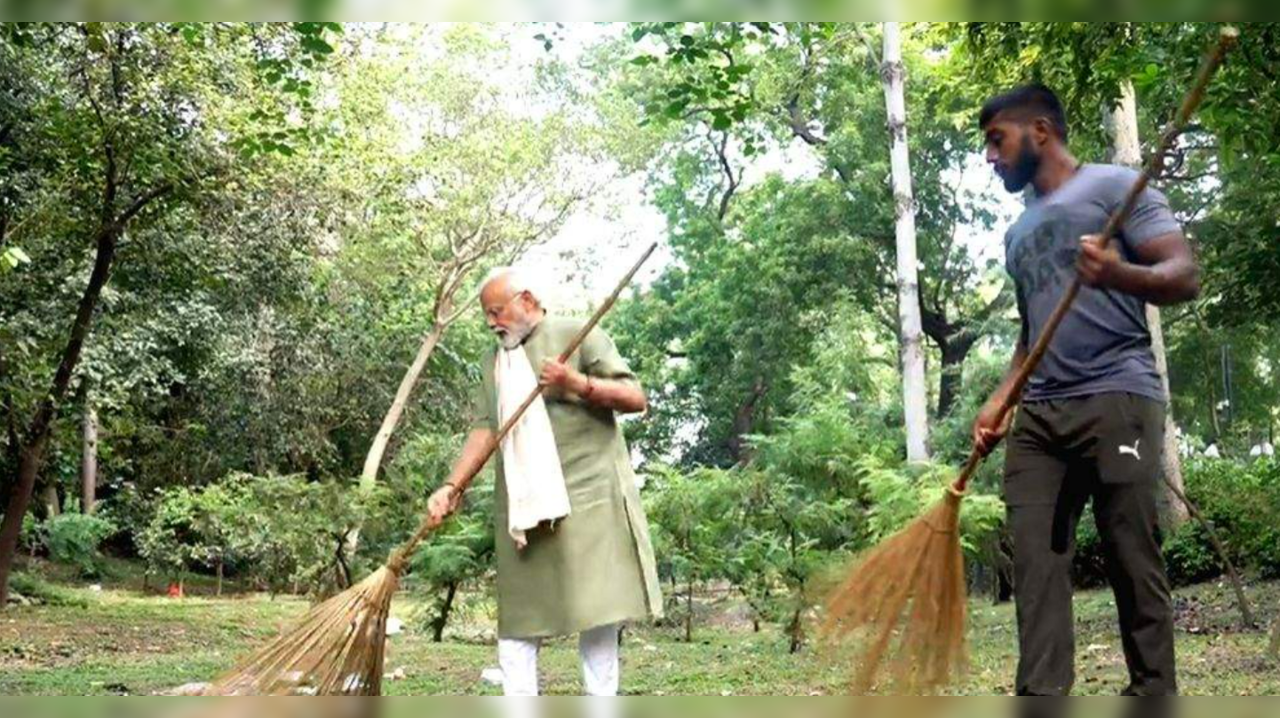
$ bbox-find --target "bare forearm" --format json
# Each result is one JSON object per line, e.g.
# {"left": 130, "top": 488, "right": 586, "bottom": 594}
{"left": 574, "top": 375, "right": 648, "bottom": 414}
{"left": 443, "top": 428, "right": 495, "bottom": 492}
{"left": 1107, "top": 256, "right": 1200, "bottom": 305}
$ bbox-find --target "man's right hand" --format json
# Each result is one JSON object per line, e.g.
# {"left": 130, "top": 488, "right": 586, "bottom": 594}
{"left": 972, "top": 400, "right": 1013, "bottom": 457}
{"left": 427, "top": 485, "right": 462, "bottom": 528}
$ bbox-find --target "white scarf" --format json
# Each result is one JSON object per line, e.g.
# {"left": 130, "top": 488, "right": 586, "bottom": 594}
{"left": 496, "top": 345, "right": 571, "bottom": 550}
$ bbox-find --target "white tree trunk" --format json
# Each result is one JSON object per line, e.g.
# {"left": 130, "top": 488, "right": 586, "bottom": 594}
{"left": 881, "top": 22, "right": 929, "bottom": 462}
{"left": 1104, "top": 79, "right": 1189, "bottom": 527}
{"left": 42, "top": 485, "right": 60, "bottom": 518}
{"left": 81, "top": 398, "right": 98, "bottom": 515}
{"left": 359, "top": 321, "right": 449, "bottom": 490}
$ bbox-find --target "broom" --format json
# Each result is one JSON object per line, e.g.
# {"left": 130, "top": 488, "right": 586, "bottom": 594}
{"left": 820, "top": 26, "right": 1239, "bottom": 695}
{"left": 208, "top": 242, "right": 659, "bottom": 695}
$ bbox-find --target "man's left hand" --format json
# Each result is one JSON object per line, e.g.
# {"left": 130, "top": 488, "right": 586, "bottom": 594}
{"left": 1077, "top": 233, "right": 1125, "bottom": 288}
{"left": 541, "top": 359, "right": 587, "bottom": 396}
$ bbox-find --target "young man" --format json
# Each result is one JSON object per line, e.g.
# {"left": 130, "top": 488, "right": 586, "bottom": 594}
{"left": 973, "top": 85, "right": 1199, "bottom": 696}
{"left": 426, "top": 267, "right": 662, "bottom": 697}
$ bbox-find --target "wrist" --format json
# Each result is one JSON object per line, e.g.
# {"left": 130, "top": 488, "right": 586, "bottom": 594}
{"left": 576, "top": 373, "right": 594, "bottom": 399}
{"left": 1105, "top": 259, "right": 1146, "bottom": 294}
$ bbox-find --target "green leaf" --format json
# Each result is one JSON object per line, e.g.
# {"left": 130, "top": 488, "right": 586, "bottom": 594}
{"left": 712, "top": 113, "right": 732, "bottom": 131}
{"left": 303, "top": 37, "right": 335, "bottom": 55}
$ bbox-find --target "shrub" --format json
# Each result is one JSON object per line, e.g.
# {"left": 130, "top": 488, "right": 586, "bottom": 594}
{"left": 1163, "top": 519, "right": 1221, "bottom": 587}
{"left": 1179, "top": 457, "right": 1280, "bottom": 579}
{"left": 43, "top": 512, "right": 117, "bottom": 578}
{"left": 1073, "top": 513, "right": 1109, "bottom": 589}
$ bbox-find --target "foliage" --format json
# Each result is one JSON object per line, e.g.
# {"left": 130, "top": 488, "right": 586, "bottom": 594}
{"left": 1163, "top": 519, "right": 1222, "bottom": 587}
{"left": 1178, "top": 457, "right": 1280, "bottom": 579}
{"left": 131, "top": 473, "right": 408, "bottom": 596}
{"left": 43, "top": 512, "right": 117, "bottom": 579}
{"left": 6, "top": 571, "right": 89, "bottom": 608}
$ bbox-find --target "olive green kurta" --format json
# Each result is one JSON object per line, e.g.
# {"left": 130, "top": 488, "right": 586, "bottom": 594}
{"left": 471, "top": 315, "right": 663, "bottom": 639}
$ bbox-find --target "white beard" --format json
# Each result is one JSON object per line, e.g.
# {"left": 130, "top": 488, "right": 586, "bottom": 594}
{"left": 497, "top": 319, "right": 534, "bottom": 350}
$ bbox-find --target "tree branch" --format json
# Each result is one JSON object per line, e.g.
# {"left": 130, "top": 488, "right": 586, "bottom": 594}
{"left": 115, "top": 183, "right": 175, "bottom": 229}
{"left": 786, "top": 94, "right": 827, "bottom": 147}
{"left": 710, "top": 129, "right": 740, "bottom": 221}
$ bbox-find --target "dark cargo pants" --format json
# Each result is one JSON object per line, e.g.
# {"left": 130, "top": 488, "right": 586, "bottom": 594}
{"left": 1003, "top": 392, "right": 1177, "bottom": 695}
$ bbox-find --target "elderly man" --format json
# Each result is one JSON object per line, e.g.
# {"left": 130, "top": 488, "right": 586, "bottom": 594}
{"left": 426, "top": 267, "right": 662, "bottom": 697}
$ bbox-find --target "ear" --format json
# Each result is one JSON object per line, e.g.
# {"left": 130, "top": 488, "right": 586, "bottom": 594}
{"left": 1030, "top": 117, "right": 1055, "bottom": 147}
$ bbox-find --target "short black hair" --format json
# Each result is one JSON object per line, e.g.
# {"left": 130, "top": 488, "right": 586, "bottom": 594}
{"left": 979, "top": 84, "right": 1069, "bottom": 143}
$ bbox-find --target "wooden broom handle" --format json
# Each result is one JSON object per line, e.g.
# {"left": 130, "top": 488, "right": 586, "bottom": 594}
{"left": 952, "top": 26, "right": 1238, "bottom": 495}
{"left": 389, "top": 242, "right": 659, "bottom": 572}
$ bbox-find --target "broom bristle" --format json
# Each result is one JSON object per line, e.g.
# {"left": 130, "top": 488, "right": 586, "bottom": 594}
{"left": 208, "top": 566, "right": 400, "bottom": 696}
{"left": 821, "top": 490, "right": 968, "bottom": 694}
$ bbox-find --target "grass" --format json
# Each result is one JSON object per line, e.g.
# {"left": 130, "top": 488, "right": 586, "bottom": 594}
{"left": 2, "top": 559, "right": 1278, "bottom": 695}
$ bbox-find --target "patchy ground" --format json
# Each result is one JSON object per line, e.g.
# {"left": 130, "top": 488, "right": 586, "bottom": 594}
{"left": 2, "top": 560, "right": 1278, "bottom": 695}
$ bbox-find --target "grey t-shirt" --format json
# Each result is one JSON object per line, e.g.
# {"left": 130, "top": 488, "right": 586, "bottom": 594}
{"left": 1004, "top": 163, "right": 1182, "bottom": 403}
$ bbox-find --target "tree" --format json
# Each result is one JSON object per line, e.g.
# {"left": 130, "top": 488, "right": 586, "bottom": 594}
{"left": 618, "top": 23, "right": 1013, "bottom": 465}
{"left": 881, "top": 22, "right": 930, "bottom": 461}
{"left": 1103, "top": 77, "right": 1189, "bottom": 526}
{"left": 356, "top": 25, "right": 602, "bottom": 491}
{"left": 0, "top": 21, "right": 341, "bottom": 607}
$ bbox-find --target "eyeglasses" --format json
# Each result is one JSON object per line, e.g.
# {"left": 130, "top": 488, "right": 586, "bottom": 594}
{"left": 484, "top": 291, "right": 528, "bottom": 321}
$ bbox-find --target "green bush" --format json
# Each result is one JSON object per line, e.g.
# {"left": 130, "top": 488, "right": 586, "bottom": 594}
{"left": 43, "top": 512, "right": 117, "bottom": 578}
{"left": 1073, "top": 513, "right": 1109, "bottom": 588}
{"left": 1179, "top": 457, "right": 1280, "bottom": 579}
{"left": 1163, "top": 519, "right": 1221, "bottom": 587}
{"left": 136, "top": 486, "right": 201, "bottom": 583}
{"left": 133, "top": 472, "right": 412, "bottom": 596}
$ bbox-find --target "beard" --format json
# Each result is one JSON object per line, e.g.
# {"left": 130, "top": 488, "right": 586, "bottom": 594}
{"left": 496, "top": 317, "right": 534, "bottom": 351}
{"left": 1000, "top": 135, "right": 1041, "bottom": 193}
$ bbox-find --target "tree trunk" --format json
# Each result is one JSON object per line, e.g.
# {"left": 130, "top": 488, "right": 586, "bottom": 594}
{"left": 1103, "top": 78, "right": 1189, "bottom": 527}
{"left": 0, "top": 178, "right": 172, "bottom": 607}
{"left": 727, "top": 376, "right": 766, "bottom": 467}
{"left": 936, "top": 339, "right": 971, "bottom": 419}
{"left": 360, "top": 321, "right": 449, "bottom": 490}
{"left": 1147, "top": 307, "right": 1189, "bottom": 526}
{"left": 216, "top": 559, "right": 224, "bottom": 598}
{"left": 881, "top": 22, "right": 929, "bottom": 462}
{"left": 346, "top": 321, "right": 451, "bottom": 557}
{"left": 0, "top": 347, "right": 17, "bottom": 509}
{"left": 787, "top": 605, "right": 804, "bottom": 654}
{"left": 1193, "top": 308, "right": 1223, "bottom": 440}
{"left": 42, "top": 484, "right": 60, "bottom": 518}
{"left": 81, "top": 389, "right": 98, "bottom": 515}
{"left": 430, "top": 580, "right": 459, "bottom": 643}
{"left": 685, "top": 580, "right": 694, "bottom": 643}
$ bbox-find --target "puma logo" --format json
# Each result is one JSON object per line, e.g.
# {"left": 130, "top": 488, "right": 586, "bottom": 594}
{"left": 1119, "top": 439, "right": 1142, "bottom": 461}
